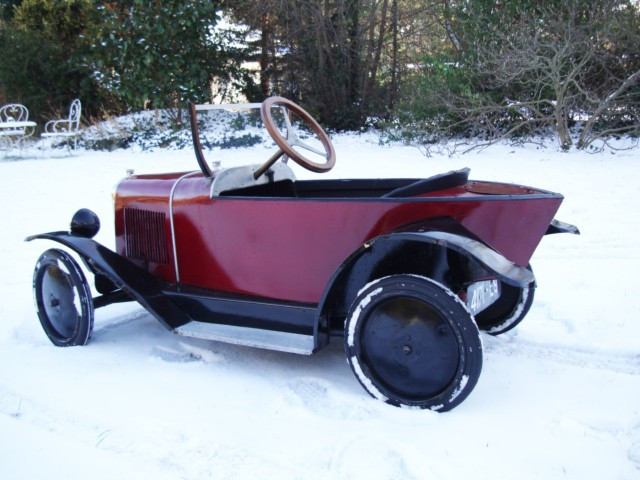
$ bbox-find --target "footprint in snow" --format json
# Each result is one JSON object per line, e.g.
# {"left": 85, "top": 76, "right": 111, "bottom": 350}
{"left": 285, "top": 377, "right": 374, "bottom": 420}
{"left": 151, "top": 345, "right": 202, "bottom": 363}
{"left": 330, "top": 436, "right": 421, "bottom": 480}
{"left": 629, "top": 433, "right": 640, "bottom": 469}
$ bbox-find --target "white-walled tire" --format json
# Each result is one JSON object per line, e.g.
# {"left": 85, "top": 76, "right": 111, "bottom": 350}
{"left": 344, "top": 275, "right": 482, "bottom": 412}
{"left": 33, "top": 249, "right": 94, "bottom": 346}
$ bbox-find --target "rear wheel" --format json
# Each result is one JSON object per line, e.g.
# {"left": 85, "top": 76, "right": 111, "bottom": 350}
{"left": 475, "top": 266, "right": 535, "bottom": 335}
{"left": 344, "top": 275, "right": 482, "bottom": 412}
{"left": 33, "top": 249, "right": 94, "bottom": 346}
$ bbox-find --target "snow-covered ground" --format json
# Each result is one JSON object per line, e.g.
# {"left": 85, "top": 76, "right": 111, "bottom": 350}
{"left": 1, "top": 133, "right": 639, "bottom": 479}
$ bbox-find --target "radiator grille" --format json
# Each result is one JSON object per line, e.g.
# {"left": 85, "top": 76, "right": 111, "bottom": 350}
{"left": 124, "top": 207, "right": 169, "bottom": 264}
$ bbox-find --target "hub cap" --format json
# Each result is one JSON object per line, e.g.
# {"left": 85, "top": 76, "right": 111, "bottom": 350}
{"left": 361, "top": 297, "right": 459, "bottom": 399}
{"left": 40, "top": 263, "right": 81, "bottom": 339}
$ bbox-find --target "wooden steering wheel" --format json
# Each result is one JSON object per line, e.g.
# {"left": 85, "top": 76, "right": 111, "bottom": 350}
{"left": 254, "top": 97, "right": 336, "bottom": 179}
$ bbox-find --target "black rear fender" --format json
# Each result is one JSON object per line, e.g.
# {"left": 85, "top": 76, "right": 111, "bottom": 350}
{"left": 317, "top": 224, "right": 534, "bottom": 339}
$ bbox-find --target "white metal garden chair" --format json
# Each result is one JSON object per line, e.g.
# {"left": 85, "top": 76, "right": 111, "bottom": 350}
{"left": 42, "top": 99, "right": 82, "bottom": 149}
{"left": 0, "top": 103, "right": 36, "bottom": 152}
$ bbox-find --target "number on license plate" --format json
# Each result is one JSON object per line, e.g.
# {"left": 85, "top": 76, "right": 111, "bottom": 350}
{"left": 466, "top": 279, "right": 500, "bottom": 315}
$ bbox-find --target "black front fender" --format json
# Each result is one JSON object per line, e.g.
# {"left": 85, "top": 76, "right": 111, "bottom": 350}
{"left": 26, "top": 232, "right": 191, "bottom": 329}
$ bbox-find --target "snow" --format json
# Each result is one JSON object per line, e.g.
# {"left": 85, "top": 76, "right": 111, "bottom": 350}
{"left": 350, "top": 355, "right": 389, "bottom": 403}
{"left": 1, "top": 133, "right": 640, "bottom": 479}
{"left": 347, "top": 284, "right": 382, "bottom": 347}
{"left": 487, "top": 282, "right": 531, "bottom": 334}
{"left": 449, "top": 374, "right": 469, "bottom": 403}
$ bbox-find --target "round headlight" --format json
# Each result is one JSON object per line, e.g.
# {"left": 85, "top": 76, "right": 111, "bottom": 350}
{"left": 70, "top": 208, "right": 100, "bottom": 238}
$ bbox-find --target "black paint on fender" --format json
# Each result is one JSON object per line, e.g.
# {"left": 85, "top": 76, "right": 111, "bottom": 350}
{"left": 27, "top": 231, "right": 192, "bottom": 330}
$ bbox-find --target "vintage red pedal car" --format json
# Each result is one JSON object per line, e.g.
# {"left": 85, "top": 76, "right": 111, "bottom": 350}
{"left": 28, "top": 97, "right": 578, "bottom": 411}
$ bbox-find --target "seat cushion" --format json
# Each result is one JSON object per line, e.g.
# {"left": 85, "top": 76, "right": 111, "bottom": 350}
{"left": 382, "top": 168, "right": 470, "bottom": 198}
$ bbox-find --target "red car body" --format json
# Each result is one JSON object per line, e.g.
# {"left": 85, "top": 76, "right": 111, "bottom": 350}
{"left": 28, "top": 98, "right": 578, "bottom": 411}
{"left": 115, "top": 173, "right": 561, "bottom": 303}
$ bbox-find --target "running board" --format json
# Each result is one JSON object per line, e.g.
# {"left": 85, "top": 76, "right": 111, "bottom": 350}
{"left": 173, "top": 321, "right": 315, "bottom": 355}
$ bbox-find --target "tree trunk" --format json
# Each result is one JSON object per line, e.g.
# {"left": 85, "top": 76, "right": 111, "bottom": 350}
{"left": 346, "top": 0, "right": 361, "bottom": 108}
{"left": 360, "top": 0, "right": 389, "bottom": 117}
{"left": 577, "top": 69, "right": 640, "bottom": 149}
{"left": 260, "top": 12, "right": 271, "bottom": 97}
{"left": 554, "top": 90, "right": 573, "bottom": 149}
{"left": 442, "top": 0, "right": 462, "bottom": 53}
{"left": 389, "top": 0, "right": 398, "bottom": 112}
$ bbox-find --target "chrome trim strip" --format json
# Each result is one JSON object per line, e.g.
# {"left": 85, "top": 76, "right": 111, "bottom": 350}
{"left": 169, "top": 171, "right": 200, "bottom": 284}
{"left": 113, "top": 175, "right": 131, "bottom": 256}
{"left": 409, "top": 231, "right": 535, "bottom": 286}
{"left": 174, "top": 321, "right": 315, "bottom": 355}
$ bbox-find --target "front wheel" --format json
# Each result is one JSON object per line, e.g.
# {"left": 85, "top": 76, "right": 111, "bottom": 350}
{"left": 344, "top": 275, "right": 482, "bottom": 412}
{"left": 33, "top": 248, "right": 94, "bottom": 346}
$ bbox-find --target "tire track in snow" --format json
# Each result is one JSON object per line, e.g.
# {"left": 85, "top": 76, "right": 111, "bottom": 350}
{"left": 0, "top": 387, "right": 315, "bottom": 479}
{"left": 92, "top": 309, "right": 151, "bottom": 335}
{"left": 482, "top": 336, "right": 640, "bottom": 375}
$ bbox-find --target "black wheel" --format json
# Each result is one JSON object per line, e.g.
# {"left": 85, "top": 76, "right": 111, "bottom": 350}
{"left": 344, "top": 275, "right": 483, "bottom": 412}
{"left": 475, "top": 266, "right": 535, "bottom": 335}
{"left": 33, "top": 249, "right": 94, "bottom": 346}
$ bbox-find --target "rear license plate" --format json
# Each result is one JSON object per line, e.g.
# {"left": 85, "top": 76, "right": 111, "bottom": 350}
{"left": 467, "top": 279, "right": 500, "bottom": 315}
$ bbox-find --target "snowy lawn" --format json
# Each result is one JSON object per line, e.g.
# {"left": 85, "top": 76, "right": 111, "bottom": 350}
{"left": 1, "top": 135, "right": 639, "bottom": 479}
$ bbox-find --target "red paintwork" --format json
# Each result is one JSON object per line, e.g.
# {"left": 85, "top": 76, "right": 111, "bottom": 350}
{"left": 115, "top": 172, "right": 563, "bottom": 304}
